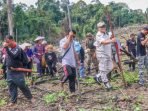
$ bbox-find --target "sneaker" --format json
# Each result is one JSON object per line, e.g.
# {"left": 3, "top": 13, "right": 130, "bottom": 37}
{"left": 94, "top": 76, "right": 102, "bottom": 85}
{"left": 104, "top": 82, "right": 112, "bottom": 91}
{"left": 138, "top": 81, "right": 144, "bottom": 86}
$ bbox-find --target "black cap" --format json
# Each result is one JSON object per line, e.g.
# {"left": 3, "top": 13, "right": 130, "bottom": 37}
{"left": 143, "top": 26, "right": 148, "bottom": 31}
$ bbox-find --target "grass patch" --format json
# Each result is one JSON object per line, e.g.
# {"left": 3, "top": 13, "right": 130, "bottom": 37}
{"left": 83, "top": 77, "right": 95, "bottom": 84}
{"left": 43, "top": 91, "right": 67, "bottom": 104}
{"left": 123, "top": 71, "right": 138, "bottom": 84}
{"left": 0, "top": 80, "right": 7, "bottom": 88}
{"left": 0, "top": 99, "right": 6, "bottom": 107}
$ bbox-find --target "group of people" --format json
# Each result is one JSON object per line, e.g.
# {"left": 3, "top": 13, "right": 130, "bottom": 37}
{"left": 0, "top": 21, "right": 147, "bottom": 106}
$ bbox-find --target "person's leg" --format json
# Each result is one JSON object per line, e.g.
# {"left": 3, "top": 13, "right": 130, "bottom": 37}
{"left": 138, "top": 56, "right": 145, "bottom": 85}
{"left": 52, "top": 66, "right": 57, "bottom": 73}
{"left": 61, "top": 65, "right": 70, "bottom": 90}
{"left": 37, "top": 61, "right": 42, "bottom": 76}
{"left": 8, "top": 80, "right": 18, "bottom": 103}
{"left": 129, "top": 63, "right": 132, "bottom": 71}
{"left": 132, "top": 49, "right": 136, "bottom": 71}
{"left": 61, "top": 65, "right": 70, "bottom": 83}
{"left": 68, "top": 67, "right": 76, "bottom": 93}
{"left": 27, "top": 61, "right": 32, "bottom": 77}
{"left": 16, "top": 77, "right": 32, "bottom": 100}
{"left": 87, "top": 52, "right": 91, "bottom": 74}
{"left": 92, "top": 51, "right": 99, "bottom": 73}
{"left": 48, "top": 64, "right": 54, "bottom": 77}
{"left": 99, "top": 57, "right": 112, "bottom": 89}
{"left": 79, "top": 63, "right": 85, "bottom": 78}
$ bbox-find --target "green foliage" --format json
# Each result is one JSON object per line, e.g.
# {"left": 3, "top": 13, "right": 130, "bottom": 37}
{"left": 43, "top": 93, "right": 57, "bottom": 103}
{"left": 83, "top": 77, "right": 95, "bottom": 84}
{"left": 124, "top": 71, "right": 139, "bottom": 84}
{"left": 0, "top": 80, "right": 7, "bottom": 88}
{"left": 0, "top": 0, "right": 147, "bottom": 41}
{"left": 132, "top": 103, "right": 142, "bottom": 111}
{"left": 0, "top": 99, "right": 6, "bottom": 107}
{"left": 43, "top": 91, "right": 67, "bottom": 104}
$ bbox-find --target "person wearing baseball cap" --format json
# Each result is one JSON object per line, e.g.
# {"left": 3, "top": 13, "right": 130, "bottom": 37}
{"left": 94, "top": 21, "right": 116, "bottom": 90}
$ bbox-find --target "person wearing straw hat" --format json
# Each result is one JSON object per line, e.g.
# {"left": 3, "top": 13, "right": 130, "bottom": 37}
{"left": 43, "top": 45, "right": 57, "bottom": 77}
{"left": 33, "top": 36, "right": 45, "bottom": 76}
{"left": 23, "top": 43, "right": 33, "bottom": 77}
{"left": 94, "top": 22, "right": 116, "bottom": 90}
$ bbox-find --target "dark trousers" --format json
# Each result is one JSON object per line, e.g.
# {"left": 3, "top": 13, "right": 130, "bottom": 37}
{"left": 61, "top": 65, "right": 76, "bottom": 93}
{"left": 129, "top": 49, "right": 136, "bottom": 71}
{"left": 46, "top": 64, "right": 57, "bottom": 77}
{"left": 27, "top": 60, "right": 33, "bottom": 77}
{"left": 7, "top": 77, "right": 32, "bottom": 103}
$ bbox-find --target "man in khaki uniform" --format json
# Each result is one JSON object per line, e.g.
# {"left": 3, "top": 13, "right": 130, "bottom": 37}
{"left": 85, "top": 33, "right": 98, "bottom": 74}
{"left": 94, "top": 22, "right": 116, "bottom": 90}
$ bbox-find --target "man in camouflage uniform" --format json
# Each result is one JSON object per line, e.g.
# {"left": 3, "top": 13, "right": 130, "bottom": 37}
{"left": 94, "top": 22, "right": 116, "bottom": 90}
{"left": 85, "top": 33, "right": 98, "bottom": 74}
{"left": 137, "top": 26, "right": 148, "bottom": 85}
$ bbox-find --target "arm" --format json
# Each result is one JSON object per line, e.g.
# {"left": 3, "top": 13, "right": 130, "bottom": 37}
{"left": 141, "top": 38, "right": 148, "bottom": 46}
{"left": 62, "top": 35, "right": 73, "bottom": 49}
{"left": 101, "top": 38, "right": 116, "bottom": 45}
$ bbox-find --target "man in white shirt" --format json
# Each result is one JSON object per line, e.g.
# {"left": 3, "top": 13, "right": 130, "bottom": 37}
{"left": 94, "top": 22, "right": 116, "bottom": 90}
{"left": 60, "top": 30, "right": 79, "bottom": 93}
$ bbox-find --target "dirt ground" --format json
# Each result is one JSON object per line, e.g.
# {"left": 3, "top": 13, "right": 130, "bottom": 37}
{"left": 0, "top": 73, "right": 147, "bottom": 111}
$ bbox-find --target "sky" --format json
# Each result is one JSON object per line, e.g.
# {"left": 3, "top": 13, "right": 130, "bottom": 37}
{"left": 14, "top": 0, "right": 148, "bottom": 12}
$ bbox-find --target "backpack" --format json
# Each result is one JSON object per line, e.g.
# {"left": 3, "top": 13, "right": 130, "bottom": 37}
{"left": 87, "top": 39, "right": 95, "bottom": 49}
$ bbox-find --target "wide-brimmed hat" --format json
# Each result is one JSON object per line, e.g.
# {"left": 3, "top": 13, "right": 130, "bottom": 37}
{"left": 42, "top": 40, "right": 47, "bottom": 45}
{"left": 86, "top": 33, "right": 93, "bottom": 37}
{"left": 97, "top": 22, "right": 106, "bottom": 28}
{"left": 34, "top": 36, "right": 45, "bottom": 41}
{"left": 19, "top": 42, "right": 32, "bottom": 50}
{"left": 45, "top": 45, "right": 54, "bottom": 51}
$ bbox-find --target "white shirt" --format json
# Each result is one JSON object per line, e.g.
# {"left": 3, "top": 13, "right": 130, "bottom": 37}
{"left": 95, "top": 31, "right": 112, "bottom": 57}
{"left": 60, "top": 37, "right": 76, "bottom": 67}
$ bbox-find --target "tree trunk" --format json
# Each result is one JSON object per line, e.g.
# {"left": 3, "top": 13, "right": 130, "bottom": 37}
{"left": 7, "top": 0, "right": 14, "bottom": 36}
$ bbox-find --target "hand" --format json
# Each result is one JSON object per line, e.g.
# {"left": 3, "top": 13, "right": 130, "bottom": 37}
{"left": 0, "top": 69, "right": 4, "bottom": 75}
{"left": 77, "top": 60, "right": 80, "bottom": 66}
{"left": 93, "top": 53, "right": 96, "bottom": 59}
{"left": 37, "top": 53, "right": 41, "bottom": 56}
{"left": 111, "top": 38, "right": 116, "bottom": 43}
{"left": 3, "top": 42, "right": 8, "bottom": 47}
{"left": 68, "top": 32, "right": 74, "bottom": 41}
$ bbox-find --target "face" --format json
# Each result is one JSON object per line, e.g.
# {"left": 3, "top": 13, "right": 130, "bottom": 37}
{"left": 5, "top": 38, "right": 13, "bottom": 47}
{"left": 99, "top": 26, "right": 106, "bottom": 33}
{"left": 130, "top": 35, "right": 135, "bottom": 40}
{"left": 38, "top": 39, "right": 43, "bottom": 44}
{"left": 69, "top": 31, "right": 76, "bottom": 38}
{"left": 142, "top": 29, "right": 148, "bottom": 35}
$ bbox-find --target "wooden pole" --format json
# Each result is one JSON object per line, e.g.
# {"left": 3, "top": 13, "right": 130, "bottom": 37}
{"left": 7, "top": 0, "right": 14, "bottom": 36}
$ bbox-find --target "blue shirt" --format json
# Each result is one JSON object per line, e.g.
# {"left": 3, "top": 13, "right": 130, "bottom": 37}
{"left": 25, "top": 49, "right": 33, "bottom": 57}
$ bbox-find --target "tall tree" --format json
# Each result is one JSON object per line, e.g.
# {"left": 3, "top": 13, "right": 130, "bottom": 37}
{"left": 7, "top": 0, "right": 14, "bottom": 36}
